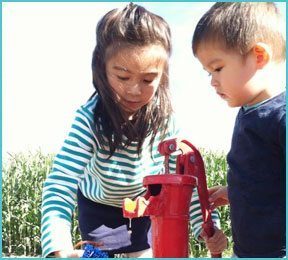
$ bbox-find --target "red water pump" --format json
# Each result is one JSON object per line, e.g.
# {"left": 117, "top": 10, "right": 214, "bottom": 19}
{"left": 122, "top": 139, "right": 221, "bottom": 258}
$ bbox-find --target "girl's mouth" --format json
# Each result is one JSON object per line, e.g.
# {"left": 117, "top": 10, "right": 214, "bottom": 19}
{"left": 122, "top": 99, "right": 142, "bottom": 110}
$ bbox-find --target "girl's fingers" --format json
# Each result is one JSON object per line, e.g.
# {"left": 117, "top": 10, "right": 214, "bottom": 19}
{"left": 69, "top": 249, "right": 84, "bottom": 258}
{"left": 55, "top": 249, "right": 85, "bottom": 258}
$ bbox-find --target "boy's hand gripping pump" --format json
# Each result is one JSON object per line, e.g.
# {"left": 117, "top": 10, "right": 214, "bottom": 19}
{"left": 123, "top": 139, "right": 221, "bottom": 258}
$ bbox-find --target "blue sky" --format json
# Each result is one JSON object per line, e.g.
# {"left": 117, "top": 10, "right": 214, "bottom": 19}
{"left": 2, "top": 2, "right": 286, "bottom": 159}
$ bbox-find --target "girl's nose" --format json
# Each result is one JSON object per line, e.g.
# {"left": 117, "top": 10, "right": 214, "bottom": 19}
{"left": 127, "top": 83, "right": 141, "bottom": 95}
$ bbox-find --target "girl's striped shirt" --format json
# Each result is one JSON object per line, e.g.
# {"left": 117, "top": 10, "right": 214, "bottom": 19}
{"left": 41, "top": 94, "right": 220, "bottom": 257}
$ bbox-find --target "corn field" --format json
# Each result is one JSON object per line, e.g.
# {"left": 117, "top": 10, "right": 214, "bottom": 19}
{"left": 2, "top": 149, "right": 232, "bottom": 257}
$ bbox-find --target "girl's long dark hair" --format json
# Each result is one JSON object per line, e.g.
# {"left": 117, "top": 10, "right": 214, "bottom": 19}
{"left": 91, "top": 3, "right": 172, "bottom": 156}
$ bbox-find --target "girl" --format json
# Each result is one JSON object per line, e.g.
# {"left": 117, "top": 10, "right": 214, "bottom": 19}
{"left": 41, "top": 3, "right": 227, "bottom": 258}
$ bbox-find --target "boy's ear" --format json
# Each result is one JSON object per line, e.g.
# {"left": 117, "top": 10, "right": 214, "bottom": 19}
{"left": 252, "top": 42, "right": 271, "bottom": 69}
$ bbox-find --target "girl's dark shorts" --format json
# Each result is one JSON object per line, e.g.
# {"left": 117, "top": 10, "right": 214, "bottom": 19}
{"left": 77, "top": 189, "right": 151, "bottom": 257}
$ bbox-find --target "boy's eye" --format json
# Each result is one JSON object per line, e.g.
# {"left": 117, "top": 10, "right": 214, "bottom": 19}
{"left": 117, "top": 76, "right": 129, "bottom": 81}
{"left": 207, "top": 67, "right": 222, "bottom": 76}
{"left": 214, "top": 67, "right": 223, "bottom": 72}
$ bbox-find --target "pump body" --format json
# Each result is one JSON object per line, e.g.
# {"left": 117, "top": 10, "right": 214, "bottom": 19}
{"left": 123, "top": 139, "right": 221, "bottom": 258}
{"left": 143, "top": 174, "right": 196, "bottom": 257}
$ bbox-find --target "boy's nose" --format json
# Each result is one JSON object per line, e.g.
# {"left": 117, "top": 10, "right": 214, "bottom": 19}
{"left": 210, "top": 77, "right": 218, "bottom": 88}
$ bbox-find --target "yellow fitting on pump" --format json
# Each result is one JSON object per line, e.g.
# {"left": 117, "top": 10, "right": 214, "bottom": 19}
{"left": 123, "top": 198, "right": 137, "bottom": 213}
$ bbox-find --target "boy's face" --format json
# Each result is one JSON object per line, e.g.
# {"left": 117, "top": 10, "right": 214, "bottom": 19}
{"left": 196, "top": 42, "right": 261, "bottom": 107}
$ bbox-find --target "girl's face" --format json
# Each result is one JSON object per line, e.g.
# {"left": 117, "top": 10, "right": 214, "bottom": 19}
{"left": 106, "top": 45, "right": 167, "bottom": 118}
{"left": 196, "top": 42, "right": 263, "bottom": 107}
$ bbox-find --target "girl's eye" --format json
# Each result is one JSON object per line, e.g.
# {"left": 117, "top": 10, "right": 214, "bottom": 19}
{"left": 143, "top": 79, "right": 153, "bottom": 84}
{"left": 207, "top": 72, "right": 212, "bottom": 77}
{"left": 117, "top": 76, "right": 129, "bottom": 81}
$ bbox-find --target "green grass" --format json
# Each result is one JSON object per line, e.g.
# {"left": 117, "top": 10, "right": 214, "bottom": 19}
{"left": 2, "top": 151, "right": 53, "bottom": 256}
{"left": 2, "top": 149, "right": 232, "bottom": 257}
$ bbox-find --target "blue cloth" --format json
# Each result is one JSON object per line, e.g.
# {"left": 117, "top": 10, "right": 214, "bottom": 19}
{"left": 81, "top": 244, "right": 109, "bottom": 258}
{"left": 227, "top": 92, "right": 286, "bottom": 257}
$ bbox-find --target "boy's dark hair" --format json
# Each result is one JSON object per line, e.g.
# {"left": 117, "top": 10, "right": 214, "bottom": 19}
{"left": 91, "top": 3, "right": 172, "bottom": 156}
{"left": 192, "top": 2, "right": 286, "bottom": 62}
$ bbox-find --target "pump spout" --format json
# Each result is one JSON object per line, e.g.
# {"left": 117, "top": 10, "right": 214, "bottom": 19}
{"left": 122, "top": 194, "right": 162, "bottom": 218}
{"left": 123, "top": 196, "right": 149, "bottom": 218}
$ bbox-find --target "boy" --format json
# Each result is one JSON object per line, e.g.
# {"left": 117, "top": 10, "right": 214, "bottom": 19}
{"left": 192, "top": 2, "right": 286, "bottom": 258}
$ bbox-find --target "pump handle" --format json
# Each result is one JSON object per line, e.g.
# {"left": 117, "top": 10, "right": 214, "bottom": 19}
{"left": 176, "top": 139, "right": 222, "bottom": 258}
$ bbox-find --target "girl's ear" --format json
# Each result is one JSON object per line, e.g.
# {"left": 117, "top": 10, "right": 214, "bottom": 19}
{"left": 252, "top": 42, "right": 272, "bottom": 69}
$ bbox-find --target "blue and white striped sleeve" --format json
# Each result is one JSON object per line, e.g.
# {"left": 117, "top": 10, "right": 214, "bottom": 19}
{"left": 167, "top": 114, "right": 180, "bottom": 173}
{"left": 189, "top": 189, "right": 220, "bottom": 240}
{"left": 41, "top": 108, "right": 95, "bottom": 257}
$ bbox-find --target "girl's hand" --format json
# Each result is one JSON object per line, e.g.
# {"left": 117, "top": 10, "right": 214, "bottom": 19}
{"left": 200, "top": 227, "right": 227, "bottom": 255}
{"left": 54, "top": 249, "right": 84, "bottom": 258}
{"left": 208, "top": 185, "right": 229, "bottom": 210}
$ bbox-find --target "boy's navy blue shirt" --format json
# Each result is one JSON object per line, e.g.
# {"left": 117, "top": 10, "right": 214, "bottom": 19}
{"left": 227, "top": 92, "right": 286, "bottom": 258}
